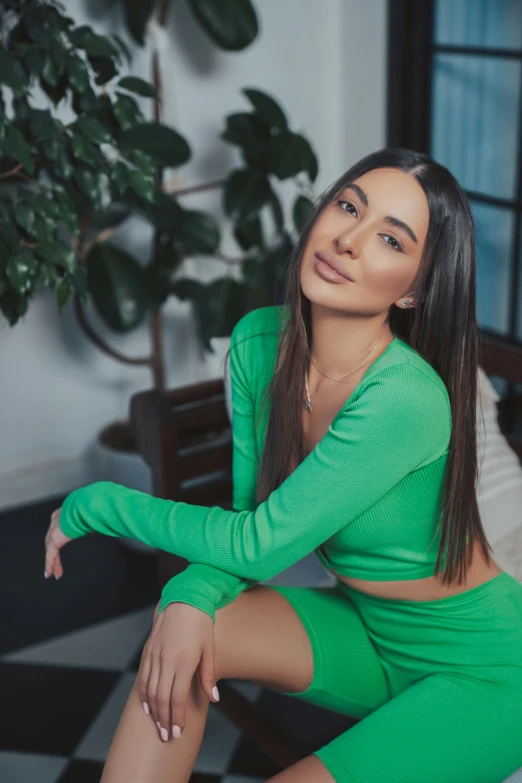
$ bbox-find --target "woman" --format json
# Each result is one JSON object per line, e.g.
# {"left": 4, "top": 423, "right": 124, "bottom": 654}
{"left": 45, "top": 148, "right": 522, "bottom": 783}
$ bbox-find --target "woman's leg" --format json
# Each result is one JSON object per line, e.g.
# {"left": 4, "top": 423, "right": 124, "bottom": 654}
{"left": 310, "top": 671, "right": 522, "bottom": 783}
{"left": 100, "top": 584, "right": 319, "bottom": 783}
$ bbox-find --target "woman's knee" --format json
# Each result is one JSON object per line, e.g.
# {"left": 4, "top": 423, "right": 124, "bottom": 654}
{"left": 213, "top": 585, "right": 314, "bottom": 692}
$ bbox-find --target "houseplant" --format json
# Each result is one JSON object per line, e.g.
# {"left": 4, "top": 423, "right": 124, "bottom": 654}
{"left": 0, "top": 1, "right": 319, "bottom": 545}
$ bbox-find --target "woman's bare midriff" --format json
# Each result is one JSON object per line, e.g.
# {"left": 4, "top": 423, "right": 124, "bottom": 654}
{"left": 329, "top": 537, "right": 503, "bottom": 601}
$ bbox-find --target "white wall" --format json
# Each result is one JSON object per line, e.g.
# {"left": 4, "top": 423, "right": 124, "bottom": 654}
{"left": 0, "top": 0, "right": 387, "bottom": 511}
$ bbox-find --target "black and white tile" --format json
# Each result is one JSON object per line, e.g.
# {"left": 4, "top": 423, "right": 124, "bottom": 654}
{"left": 0, "top": 493, "right": 340, "bottom": 782}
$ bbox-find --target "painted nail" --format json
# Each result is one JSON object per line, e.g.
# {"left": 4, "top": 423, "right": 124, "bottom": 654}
{"left": 54, "top": 574, "right": 60, "bottom": 580}
{"left": 143, "top": 702, "right": 150, "bottom": 715}
{"left": 44, "top": 570, "right": 48, "bottom": 579}
{"left": 212, "top": 686, "right": 220, "bottom": 701}
{"left": 160, "top": 726, "right": 168, "bottom": 742}
{"left": 172, "top": 724, "right": 181, "bottom": 738}
{"left": 156, "top": 721, "right": 161, "bottom": 728}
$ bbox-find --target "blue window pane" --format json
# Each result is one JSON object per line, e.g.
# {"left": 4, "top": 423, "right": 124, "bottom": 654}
{"left": 516, "top": 220, "right": 522, "bottom": 340}
{"left": 472, "top": 201, "right": 513, "bottom": 335}
{"left": 431, "top": 54, "right": 520, "bottom": 200}
{"left": 435, "top": 0, "right": 522, "bottom": 50}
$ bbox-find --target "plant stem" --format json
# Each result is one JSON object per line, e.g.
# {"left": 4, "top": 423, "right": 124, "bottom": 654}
{"left": 73, "top": 294, "right": 153, "bottom": 368}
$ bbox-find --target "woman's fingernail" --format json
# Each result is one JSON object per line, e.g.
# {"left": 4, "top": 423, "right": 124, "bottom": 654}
{"left": 143, "top": 702, "right": 150, "bottom": 715}
{"left": 54, "top": 574, "right": 60, "bottom": 580}
{"left": 172, "top": 724, "right": 181, "bottom": 738}
{"left": 44, "top": 570, "right": 48, "bottom": 579}
{"left": 212, "top": 686, "right": 220, "bottom": 701}
{"left": 156, "top": 721, "right": 160, "bottom": 728}
{"left": 160, "top": 726, "right": 168, "bottom": 742}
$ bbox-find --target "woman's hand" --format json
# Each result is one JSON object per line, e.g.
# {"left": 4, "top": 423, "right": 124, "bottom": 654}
{"left": 44, "top": 506, "right": 72, "bottom": 580}
{"left": 139, "top": 600, "right": 220, "bottom": 742}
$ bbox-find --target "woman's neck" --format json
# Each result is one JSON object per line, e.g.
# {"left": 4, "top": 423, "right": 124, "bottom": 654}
{"left": 309, "top": 305, "right": 393, "bottom": 379}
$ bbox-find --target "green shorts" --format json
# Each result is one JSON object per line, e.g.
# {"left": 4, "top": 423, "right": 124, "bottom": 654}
{"left": 267, "top": 571, "right": 522, "bottom": 783}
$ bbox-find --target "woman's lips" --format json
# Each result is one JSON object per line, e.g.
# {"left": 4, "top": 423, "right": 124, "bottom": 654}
{"left": 314, "top": 251, "right": 354, "bottom": 282}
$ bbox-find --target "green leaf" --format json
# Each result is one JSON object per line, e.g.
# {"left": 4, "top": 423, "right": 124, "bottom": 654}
{"left": 0, "top": 288, "right": 28, "bottom": 326}
{"left": 0, "top": 49, "right": 28, "bottom": 93}
{"left": 176, "top": 209, "right": 220, "bottom": 254}
{"left": 57, "top": 278, "right": 71, "bottom": 309}
{"left": 6, "top": 250, "right": 37, "bottom": 295}
{"left": 13, "top": 201, "right": 35, "bottom": 235}
{"left": 110, "top": 161, "right": 130, "bottom": 197}
{"left": 76, "top": 115, "right": 114, "bottom": 144}
{"left": 243, "top": 88, "right": 288, "bottom": 131}
{"left": 112, "top": 34, "right": 132, "bottom": 64}
{"left": 5, "top": 126, "right": 34, "bottom": 174}
{"left": 85, "top": 243, "right": 148, "bottom": 331}
{"left": 118, "top": 76, "right": 158, "bottom": 99}
{"left": 187, "top": 0, "right": 258, "bottom": 51}
{"left": 127, "top": 169, "right": 155, "bottom": 202}
{"left": 84, "top": 94, "right": 121, "bottom": 140}
{"left": 90, "top": 203, "right": 132, "bottom": 233}
{"left": 71, "top": 132, "right": 96, "bottom": 165}
{"left": 54, "top": 191, "right": 80, "bottom": 234}
{"left": 270, "top": 132, "right": 318, "bottom": 183}
{"left": 76, "top": 170, "right": 112, "bottom": 212}
{"left": 221, "top": 112, "right": 270, "bottom": 150}
{"left": 234, "top": 214, "right": 263, "bottom": 251}
{"left": 223, "top": 169, "right": 270, "bottom": 222}
{"left": 42, "top": 54, "right": 59, "bottom": 87}
{"left": 50, "top": 39, "right": 69, "bottom": 72}
{"left": 67, "top": 54, "right": 91, "bottom": 92}
{"left": 268, "top": 188, "right": 284, "bottom": 234}
{"left": 119, "top": 123, "right": 191, "bottom": 167}
{"left": 171, "top": 276, "right": 248, "bottom": 350}
{"left": 28, "top": 108, "right": 62, "bottom": 142}
{"left": 88, "top": 54, "right": 118, "bottom": 86}
{"left": 0, "top": 202, "right": 21, "bottom": 250}
{"left": 24, "top": 7, "right": 64, "bottom": 46}
{"left": 122, "top": 0, "right": 158, "bottom": 46}
{"left": 292, "top": 194, "right": 314, "bottom": 232}
{"left": 112, "top": 93, "right": 141, "bottom": 131}
{"left": 72, "top": 85, "right": 98, "bottom": 115}
{"left": 144, "top": 242, "right": 184, "bottom": 308}
{"left": 125, "top": 190, "right": 183, "bottom": 231}
{"left": 73, "top": 30, "right": 119, "bottom": 58}
{"left": 20, "top": 47, "right": 46, "bottom": 79}
{"left": 30, "top": 215, "right": 56, "bottom": 244}
{"left": 37, "top": 241, "right": 77, "bottom": 274}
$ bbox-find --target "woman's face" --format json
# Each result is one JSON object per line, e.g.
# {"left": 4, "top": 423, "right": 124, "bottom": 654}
{"left": 300, "top": 167, "right": 430, "bottom": 315}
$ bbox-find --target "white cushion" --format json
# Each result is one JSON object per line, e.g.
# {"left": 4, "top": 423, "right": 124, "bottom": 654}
{"left": 476, "top": 367, "right": 522, "bottom": 583}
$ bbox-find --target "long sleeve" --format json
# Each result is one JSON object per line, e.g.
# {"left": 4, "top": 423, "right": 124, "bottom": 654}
{"left": 60, "top": 361, "right": 451, "bottom": 602}
{"left": 155, "top": 322, "right": 262, "bottom": 622}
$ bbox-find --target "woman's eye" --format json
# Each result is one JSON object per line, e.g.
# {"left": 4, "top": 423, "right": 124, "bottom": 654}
{"left": 382, "top": 235, "right": 402, "bottom": 252}
{"left": 338, "top": 200, "right": 357, "bottom": 216}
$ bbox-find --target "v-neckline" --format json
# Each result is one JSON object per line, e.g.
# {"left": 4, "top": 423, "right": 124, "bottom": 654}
{"left": 328, "top": 334, "right": 401, "bottom": 428}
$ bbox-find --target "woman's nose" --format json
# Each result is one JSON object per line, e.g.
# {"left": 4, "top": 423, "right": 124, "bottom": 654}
{"left": 335, "top": 233, "right": 359, "bottom": 257}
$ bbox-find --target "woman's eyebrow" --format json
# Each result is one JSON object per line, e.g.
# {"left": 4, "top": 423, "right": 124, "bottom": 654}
{"left": 345, "top": 183, "right": 419, "bottom": 245}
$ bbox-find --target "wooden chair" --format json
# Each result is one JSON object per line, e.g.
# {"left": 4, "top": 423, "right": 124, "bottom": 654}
{"left": 128, "top": 329, "right": 522, "bottom": 770}
{"left": 129, "top": 378, "right": 306, "bottom": 768}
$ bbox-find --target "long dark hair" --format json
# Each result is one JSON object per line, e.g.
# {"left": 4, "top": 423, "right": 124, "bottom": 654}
{"left": 230, "top": 147, "right": 492, "bottom": 587}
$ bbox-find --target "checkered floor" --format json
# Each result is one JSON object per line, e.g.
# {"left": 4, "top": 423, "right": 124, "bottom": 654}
{"left": 0, "top": 493, "right": 348, "bottom": 782}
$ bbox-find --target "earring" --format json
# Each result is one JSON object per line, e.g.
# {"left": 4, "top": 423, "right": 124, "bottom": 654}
{"left": 402, "top": 299, "right": 414, "bottom": 307}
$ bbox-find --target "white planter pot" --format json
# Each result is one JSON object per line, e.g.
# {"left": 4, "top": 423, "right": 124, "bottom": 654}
{"left": 209, "top": 335, "right": 232, "bottom": 424}
{"left": 93, "top": 420, "right": 157, "bottom": 555}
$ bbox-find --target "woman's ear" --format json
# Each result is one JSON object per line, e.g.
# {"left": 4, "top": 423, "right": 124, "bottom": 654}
{"left": 395, "top": 294, "right": 416, "bottom": 309}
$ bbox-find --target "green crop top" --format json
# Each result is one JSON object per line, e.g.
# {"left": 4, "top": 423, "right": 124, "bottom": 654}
{"left": 59, "top": 305, "right": 452, "bottom": 623}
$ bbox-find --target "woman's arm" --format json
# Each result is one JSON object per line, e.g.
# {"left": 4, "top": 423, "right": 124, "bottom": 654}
{"left": 59, "top": 362, "right": 451, "bottom": 589}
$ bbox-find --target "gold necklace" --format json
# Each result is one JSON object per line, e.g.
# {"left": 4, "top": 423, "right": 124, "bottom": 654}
{"left": 304, "top": 327, "right": 387, "bottom": 413}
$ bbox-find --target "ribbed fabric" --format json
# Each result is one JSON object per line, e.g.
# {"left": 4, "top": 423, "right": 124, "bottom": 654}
{"left": 60, "top": 306, "right": 452, "bottom": 623}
